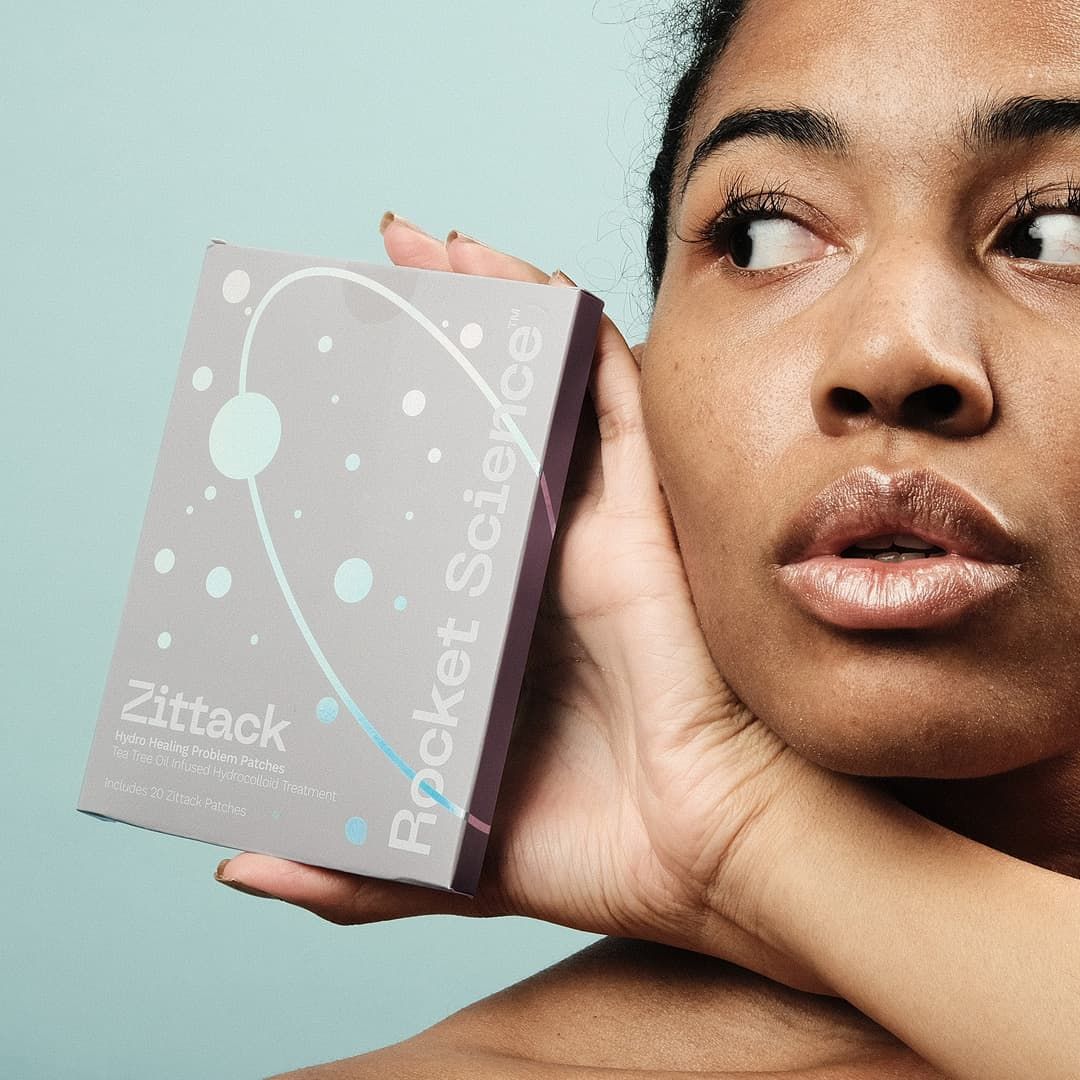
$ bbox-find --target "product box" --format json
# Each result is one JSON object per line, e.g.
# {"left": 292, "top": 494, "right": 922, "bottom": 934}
{"left": 78, "top": 240, "right": 603, "bottom": 895}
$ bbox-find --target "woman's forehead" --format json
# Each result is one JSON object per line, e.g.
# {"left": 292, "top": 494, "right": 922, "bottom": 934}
{"left": 678, "top": 0, "right": 1080, "bottom": 186}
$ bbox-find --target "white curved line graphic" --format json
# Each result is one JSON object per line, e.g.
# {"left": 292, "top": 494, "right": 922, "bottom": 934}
{"left": 239, "top": 265, "right": 554, "bottom": 833}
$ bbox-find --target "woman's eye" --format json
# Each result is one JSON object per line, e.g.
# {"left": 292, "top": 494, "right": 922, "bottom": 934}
{"left": 1001, "top": 211, "right": 1080, "bottom": 264}
{"left": 724, "top": 215, "right": 835, "bottom": 270}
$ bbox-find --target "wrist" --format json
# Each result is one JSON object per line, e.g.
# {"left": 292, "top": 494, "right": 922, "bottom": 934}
{"left": 683, "top": 751, "right": 883, "bottom": 993}
{"left": 704, "top": 757, "right": 1080, "bottom": 1080}
{"left": 740, "top": 765, "right": 920, "bottom": 969}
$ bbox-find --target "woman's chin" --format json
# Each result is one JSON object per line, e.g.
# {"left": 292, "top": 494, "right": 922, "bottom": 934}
{"left": 714, "top": 611, "right": 1080, "bottom": 781}
{"left": 787, "top": 732, "right": 1028, "bottom": 781}
{"left": 734, "top": 673, "right": 1071, "bottom": 781}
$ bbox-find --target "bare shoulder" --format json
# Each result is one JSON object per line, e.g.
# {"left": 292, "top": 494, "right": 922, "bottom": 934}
{"left": 268, "top": 937, "right": 947, "bottom": 1079}
{"left": 266, "top": 1042, "right": 923, "bottom": 1080}
{"left": 265, "top": 1042, "right": 863, "bottom": 1080}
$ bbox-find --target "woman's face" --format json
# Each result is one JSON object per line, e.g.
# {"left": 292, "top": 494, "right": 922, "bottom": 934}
{"left": 642, "top": 0, "right": 1080, "bottom": 778}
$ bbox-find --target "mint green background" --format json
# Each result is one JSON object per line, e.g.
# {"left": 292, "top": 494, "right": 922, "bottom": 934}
{"left": 1, "top": 3, "right": 662, "bottom": 1077}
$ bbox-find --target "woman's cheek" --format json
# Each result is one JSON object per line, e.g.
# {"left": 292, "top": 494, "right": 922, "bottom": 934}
{"left": 641, "top": 371, "right": 755, "bottom": 632}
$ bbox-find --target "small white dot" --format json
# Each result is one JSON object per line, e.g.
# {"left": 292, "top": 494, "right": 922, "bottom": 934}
{"left": 192, "top": 366, "right": 213, "bottom": 392}
{"left": 318, "top": 335, "right": 333, "bottom": 353}
{"left": 244, "top": 306, "right": 252, "bottom": 316}
{"left": 345, "top": 453, "right": 361, "bottom": 471}
{"left": 157, "top": 631, "right": 172, "bottom": 649}
{"left": 331, "top": 394, "right": 339, "bottom": 404}
{"left": 427, "top": 447, "right": 442, "bottom": 463}
{"left": 441, "top": 320, "right": 449, "bottom": 328}
{"left": 204, "top": 485, "right": 216, "bottom": 501}
{"left": 154, "top": 548, "right": 175, "bottom": 574}
{"left": 402, "top": 389, "right": 426, "bottom": 416}
{"left": 185, "top": 505, "right": 194, "bottom": 515}
{"left": 459, "top": 322, "right": 483, "bottom": 349}
{"left": 294, "top": 509, "right": 302, "bottom": 519}
{"left": 405, "top": 510, "right": 414, "bottom": 520}
{"left": 250, "top": 634, "right": 259, "bottom": 645}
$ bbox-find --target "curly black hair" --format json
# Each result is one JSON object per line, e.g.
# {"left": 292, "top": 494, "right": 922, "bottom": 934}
{"left": 645, "top": 1, "right": 749, "bottom": 299}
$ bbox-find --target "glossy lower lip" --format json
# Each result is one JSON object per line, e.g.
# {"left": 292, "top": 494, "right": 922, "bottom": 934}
{"left": 776, "top": 553, "right": 1021, "bottom": 630}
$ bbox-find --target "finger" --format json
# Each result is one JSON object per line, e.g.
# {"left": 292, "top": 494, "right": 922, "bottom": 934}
{"left": 215, "top": 852, "right": 487, "bottom": 924}
{"left": 563, "top": 385, "right": 602, "bottom": 508}
{"left": 549, "top": 277, "right": 665, "bottom": 522}
{"left": 532, "top": 390, "right": 602, "bottom": 633}
{"left": 444, "top": 230, "right": 550, "bottom": 284}
{"left": 590, "top": 317, "right": 665, "bottom": 519}
{"left": 379, "top": 210, "right": 453, "bottom": 271}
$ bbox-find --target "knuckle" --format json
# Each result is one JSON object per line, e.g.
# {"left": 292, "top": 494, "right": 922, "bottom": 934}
{"left": 596, "top": 397, "right": 646, "bottom": 444}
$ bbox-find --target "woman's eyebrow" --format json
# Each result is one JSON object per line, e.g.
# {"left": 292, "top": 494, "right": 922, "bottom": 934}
{"left": 679, "top": 106, "right": 848, "bottom": 199}
{"left": 679, "top": 95, "right": 1080, "bottom": 201}
{"left": 964, "top": 94, "right": 1080, "bottom": 151}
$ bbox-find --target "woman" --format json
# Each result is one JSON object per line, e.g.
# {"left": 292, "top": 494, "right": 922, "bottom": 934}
{"left": 215, "top": 1, "right": 1080, "bottom": 1075}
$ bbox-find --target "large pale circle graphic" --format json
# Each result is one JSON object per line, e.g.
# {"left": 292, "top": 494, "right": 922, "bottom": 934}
{"left": 334, "top": 557, "right": 373, "bottom": 603}
{"left": 209, "top": 392, "right": 281, "bottom": 479}
{"left": 222, "top": 269, "right": 251, "bottom": 304}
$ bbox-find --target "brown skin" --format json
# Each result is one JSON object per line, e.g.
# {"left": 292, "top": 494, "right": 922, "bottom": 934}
{"left": 643, "top": 0, "right": 1080, "bottom": 866}
{"left": 269, "top": 0, "right": 1080, "bottom": 1073}
{"left": 268, "top": 938, "right": 947, "bottom": 1079}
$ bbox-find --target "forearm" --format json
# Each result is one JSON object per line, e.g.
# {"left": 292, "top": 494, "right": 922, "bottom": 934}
{"left": 733, "top": 772, "right": 1080, "bottom": 1080}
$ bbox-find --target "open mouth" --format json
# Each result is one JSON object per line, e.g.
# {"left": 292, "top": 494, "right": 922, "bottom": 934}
{"left": 774, "top": 468, "right": 1024, "bottom": 630}
{"left": 838, "top": 533, "right": 947, "bottom": 561}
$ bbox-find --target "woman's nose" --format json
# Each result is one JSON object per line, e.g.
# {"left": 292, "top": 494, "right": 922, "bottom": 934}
{"left": 810, "top": 243, "right": 995, "bottom": 438}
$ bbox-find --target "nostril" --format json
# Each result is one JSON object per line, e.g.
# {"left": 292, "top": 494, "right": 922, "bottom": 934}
{"left": 902, "top": 384, "right": 962, "bottom": 427}
{"left": 828, "top": 387, "right": 872, "bottom": 415}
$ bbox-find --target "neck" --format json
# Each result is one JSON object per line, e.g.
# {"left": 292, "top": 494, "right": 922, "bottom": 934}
{"left": 880, "top": 748, "right": 1080, "bottom": 878}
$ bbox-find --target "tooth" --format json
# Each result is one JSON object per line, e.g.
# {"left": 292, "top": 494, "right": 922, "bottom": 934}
{"left": 895, "top": 552, "right": 929, "bottom": 561}
{"left": 873, "top": 551, "right": 905, "bottom": 562}
{"left": 892, "top": 533, "right": 934, "bottom": 550}
{"left": 853, "top": 534, "right": 894, "bottom": 550}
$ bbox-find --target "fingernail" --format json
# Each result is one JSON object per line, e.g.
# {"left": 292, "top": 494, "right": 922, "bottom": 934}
{"left": 550, "top": 268, "right": 578, "bottom": 286}
{"left": 446, "top": 229, "right": 485, "bottom": 246}
{"left": 379, "top": 210, "right": 428, "bottom": 236}
{"left": 214, "top": 858, "right": 276, "bottom": 900}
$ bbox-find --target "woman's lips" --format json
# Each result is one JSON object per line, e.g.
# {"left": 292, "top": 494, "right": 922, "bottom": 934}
{"left": 773, "top": 466, "right": 1025, "bottom": 631}
{"left": 776, "top": 553, "right": 1020, "bottom": 630}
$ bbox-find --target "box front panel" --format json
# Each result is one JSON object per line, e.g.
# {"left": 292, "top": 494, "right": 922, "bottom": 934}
{"left": 79, "top": 243, "right": 586, "bottom": 889}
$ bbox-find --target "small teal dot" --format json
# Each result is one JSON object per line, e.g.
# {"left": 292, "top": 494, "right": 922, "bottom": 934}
{"left": 404, "top": 510, "right": 414, "bottom": 520}
{"left": 293, "top": 509, "right": 302, "bottom": 519}
{"left": 345, "top": 816, "right": 367, "bottom": 845}
{"left": 394, "top": 595, "right": 407, "bottom": 611}
{"left": 345, "top": 452, "right": 360, "bottom": 472}
{"left": 316, "top": 697, "right": 339, "bottom": 724}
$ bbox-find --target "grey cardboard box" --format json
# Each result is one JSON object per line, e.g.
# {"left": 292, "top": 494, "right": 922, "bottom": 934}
{"left": 78, "top": 240, "right": 604, "bottom": 895}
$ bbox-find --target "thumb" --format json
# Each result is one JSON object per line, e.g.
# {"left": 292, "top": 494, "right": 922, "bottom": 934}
{"left": 214, "top": 852, "right": 493, "bottom": 924}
